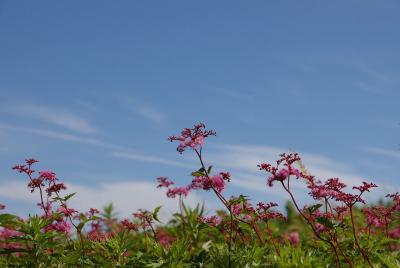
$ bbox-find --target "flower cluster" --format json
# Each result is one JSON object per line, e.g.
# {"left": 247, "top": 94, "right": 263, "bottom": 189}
{"left": 258, "top": 153, "right": 302, "bottom": 187}
{"left": 256, "top": 202, "right": 285, "bottom": 221}
{"left": 168, "top": 123, "right": 216, "bottom": 153}
{"left": 13, "top": 159, "right": 66, "bottom": 196}
{"left": 190, "top": 173, "right": 228, "bottom": 193}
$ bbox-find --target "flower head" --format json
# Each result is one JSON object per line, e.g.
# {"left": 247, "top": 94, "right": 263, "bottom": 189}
{"left": 168, "top": 123, "right": 216, "bottom": 153}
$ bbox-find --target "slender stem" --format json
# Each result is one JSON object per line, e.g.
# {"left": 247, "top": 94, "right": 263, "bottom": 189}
{"left": 228, "top": 205, "right": 232, "bottom": 268}
{"left": 194, "top": 148, "right": 264, "bottom": 244}
{"left": 349, "top": 206, "right": 374, "bottom": 268}
{"left": 38, "top": 186, "right": 48, "bottom": 217}
{"left": 146, "top": 218, "right": 158, "bottom": 243}
{"left": 26, "top": 166, "right": 48, "bottom": 217}
{"left": 265, "top": 222, "right": 281, "bottom": 256}
{"left": 280, "top": 181, "right": 342, "bottom": 267}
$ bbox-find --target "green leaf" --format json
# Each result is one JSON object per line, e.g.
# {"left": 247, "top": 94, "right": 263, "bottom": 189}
{"left": 64, "top": 192, "right": 77, "bottom": 201}
{"left": 191, "top": 167, "right": 206, "bottom": 177}
{"left": 0, "top": 213, "right": 18, "bottom": 225}
{"left": 153, "top": 206, "right": 162, "bottom": 223}
{"left": 316, "top": 217, "right": 334, "bottom": 229}
{"left": 207, "top": 165, "right": 213, "bottom": 174}
{"left": 307, "top": 204, "right": 322, "bottom": 214}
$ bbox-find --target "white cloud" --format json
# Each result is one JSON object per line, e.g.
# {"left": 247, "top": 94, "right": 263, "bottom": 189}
{"left": 110, "top": 151, "right": 195, "bottom": 169}
{"left": 134, "top": 105, "right": 165, "bottom": 123}
{"left": 206, "top": 144, "right": 375, "bottom": 191}
{"left": 0, "top": 124, "right": 123, "bottom": 150}
{"left": 0, "top": 180, "right": 204, "bottom": 221}
{"left": 118, "top": 96, "right": 165, "bottom": 123}
{"left": 11, "top": 105, "right": 96, "bottom": 134}
{"left": 364, "top": 147, "right": 400, "bottom": 159}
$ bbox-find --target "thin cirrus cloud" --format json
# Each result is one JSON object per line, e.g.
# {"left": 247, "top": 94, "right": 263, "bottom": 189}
{"left": 0, "top": 123, "right": 124, "bottom": 151}
{"left": 363, "top": 147, "right": 400, "bottom": 159}
{"left": 0, "top": 123, "right": 192, "bottom": 170}
{"left": 204, "top": 144, "right": 380, "bottom": 190}
{"left": 134, "top": 105, "right": 165, "bottom": 123}
{"left": 2, "top": 114, "right": 394, "bottom": 202}
{"left": 11, "top": 105, "right": 97, "bottom": 134}
{"left": 118, "top": 96, "right": 165, "bottom": 123}
{"left": 110, "top": 151, "right": 195, "bottom": 169}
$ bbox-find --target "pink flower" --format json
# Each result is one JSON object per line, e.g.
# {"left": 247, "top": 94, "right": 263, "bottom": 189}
{"left": 0, "top": 228, "right": 22, "bottom": 239}
{"left": 267, "top": 168, "right": 289, "bottom": 187}
{"left": 189, "top": 175, "right": 226, "bottom": 193}
{"left": 39, "top": 171, "right": 57, "bottom": 182}
{"left": 232, "top": 204, "right": 242, "bottom": 216}
{"left": 121, "top": 219, "right": 137, "bottom": 231}
{"left": 45, "top": 220, "right": 71, "bottom": 234}
{"left": 156, "top": 229, "right": 176, "bottom": 247}
{"left": 157, "top": 177, "right": 174, "bottom": 188}
{"left": 89, "top": 208, "right": 100, "bottom": 216}
{"left": 57, "top": 206, "right": 78, "bottom": 217}
{"left": 168, "top": 123, "right": 216, "bottom": 153}
{"left": 315, "top": 223, "right": 325, "bottom": 233}
{"left": 219, "top": 172, "right": 231, "bottom": 182}
{"left": 26, "top": 158, "right": 39, "bottom": 165}
{"left": 199, "top": 215, "right": 221, "bottom": 227}
{"left": 166, "top": 186, "right": 190, "bottom": 198}
{"left": 211, "top": 175, "right": 225, "bottom": 193}
{"left": 288, "top": 231, "right": 300, "bottom": 246}
{"left": 46, "top": 183, "right": 67, "bottom": 195}
{"left": 353, "top": 181, "right": 378, "bottom": 193}
{"left": 389, "top": 228, "right": 400, "bottom": 239}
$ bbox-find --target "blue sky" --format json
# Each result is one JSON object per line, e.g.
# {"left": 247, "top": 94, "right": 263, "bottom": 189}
{"left": 0, "top": 0, "right": 399, "bottom": 219}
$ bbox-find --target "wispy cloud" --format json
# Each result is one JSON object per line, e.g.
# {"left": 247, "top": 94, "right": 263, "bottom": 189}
{"left": 0, "top": 123, "right": 195, "bottom": 168}
{"left": 0, "top": 180, "right": 204, "bottom": 220}
{"left": 110, "top": 151, "right": 195, "bottom": 168}
{"left": 118, "top": 96, "right": 165, "bottom": 123}
{"left": 11, "top": 105, "right": 96, "bottom": 134}
{"left": 134, "top": 105, "right": 165, "bottom": 123}
{"left": 0, "top": 124, "right": 123, "bottom": 150}
{"left": 364, "top": 147, "right": 400, "bottom": 159}
{"left": 206, "top": 144, "right": 375, "bottom": 192}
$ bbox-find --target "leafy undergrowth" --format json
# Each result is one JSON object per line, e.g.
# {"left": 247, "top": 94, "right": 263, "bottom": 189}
{"left": 1, "top": 123, "right": 399, "bottom": 267}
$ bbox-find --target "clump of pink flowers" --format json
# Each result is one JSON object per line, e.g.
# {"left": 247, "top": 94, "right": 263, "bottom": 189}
{"left": 168, "top": 122, "right": 216, "bottom": 153}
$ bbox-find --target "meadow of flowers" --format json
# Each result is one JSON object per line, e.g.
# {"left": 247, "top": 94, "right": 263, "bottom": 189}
{"left": 1, "top": 123, "right": 399, "bottom": 267}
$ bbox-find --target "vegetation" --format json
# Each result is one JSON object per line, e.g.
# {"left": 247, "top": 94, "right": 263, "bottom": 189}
{"left": 1, "top": 123, "right": 399, "bottom": 267}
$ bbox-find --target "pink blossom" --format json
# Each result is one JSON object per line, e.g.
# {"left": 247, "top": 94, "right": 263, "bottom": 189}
{"left": 39, "top": 171, "right": 57, "bottom": 182}
{"left": 157, "top": 177, "right": 174, "bottom": 188}
{"left": 121, "top": 219, "right": 138, "bottom": 231}
{"left": 389, "top": 228, "right": 400, "bottom": 239}
{"left": 189, "top": 174, "right": 225, "bottom": 193}
{"left": 288, "top": 231, "right": 300, "bottom": 246}
{"left": 57, "top": 206, "right": 77, "bottom": 217}
{"left": 156, "top": 229, "right": 176, "bottom": 247}
{"left": 25, "top": 158, "right": 39, "bottom": 165}
{"left": 46, "top": 182, "right": 67, "bottom": 195}
{"left": 267, "top": 168, "right": 289, "bottom": 187}
{"left": 219, "top": 172, "right": 231, "bottom": 182}
{"left": 199, "top": 215, "right": 222, "bottom": 227}
{"left": 353, "top": 181, "right": 378, "bottom": 193}
{"left": 0, "top": 228, "right": 23, "bottom": 239}
{"left": 89, "top": 208, "right": 100, "bottom": 216}
{"left": 232, "top": 204, "right": 242, "bottom": 216}
{"left": 166, "top": 186, "right": 190, "bottom": 198}
{"left": 315, "top": 223, "right": 325, "bottom": 233}
{"left": 211, "top": 175, "right": 225, "bottom": 193}
{"left": 45, "top": 220, "right": 71, "bottom": 234}
{"left": 168, "top": 123, "right": 216, "bottom": 153}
